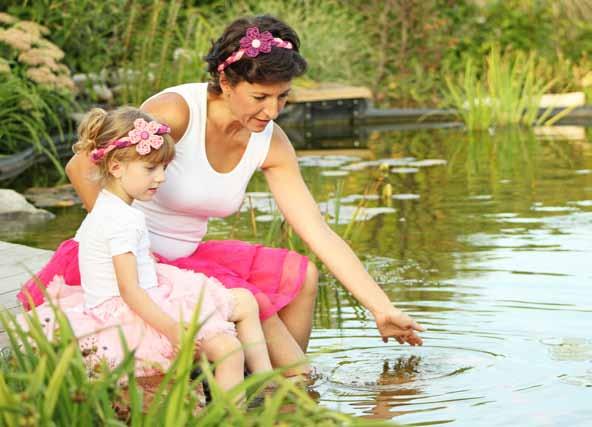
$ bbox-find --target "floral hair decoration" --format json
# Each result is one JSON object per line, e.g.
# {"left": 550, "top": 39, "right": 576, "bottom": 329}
{"left": 217, "top": 26, "right": 293, "bottom": 73}
{"left": 90, "top": 118, "right": 170, "bottom": 164}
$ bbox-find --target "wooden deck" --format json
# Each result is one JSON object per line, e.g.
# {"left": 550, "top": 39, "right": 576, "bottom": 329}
{"left": 288, "top": 83, "right": 372, "bottom": 103}
{"left": 0, "top": 241, "right": 52, "bottom": 347}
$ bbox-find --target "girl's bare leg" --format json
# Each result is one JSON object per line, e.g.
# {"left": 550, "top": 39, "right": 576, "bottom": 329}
{"left": 200, "top": 334, "right": 245, "bottom": 392}
{"left": 278, "top": 261, "right": 318, "bottom": 352}
{"left": 261, "top": 314, "right": 310, "bottom": 377}
{"left": 229, "top": 288, "right": 273, "bottom": 374}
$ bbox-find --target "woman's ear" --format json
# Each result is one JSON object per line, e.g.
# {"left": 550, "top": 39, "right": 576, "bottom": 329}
{"left": 108, "top": 159, "right": 123, "bottom": 178}
{"left": 219, "top": 72, "right": 231, "bottom": 95}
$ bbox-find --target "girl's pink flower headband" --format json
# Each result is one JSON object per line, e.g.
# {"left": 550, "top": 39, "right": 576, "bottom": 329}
{"left": 90, "top": 118, "right": 170, "bottom": 164}
{"left": 217, "top": 26, "right": 293, "bottom": 73}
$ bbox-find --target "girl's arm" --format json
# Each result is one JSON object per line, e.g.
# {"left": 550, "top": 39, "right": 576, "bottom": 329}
{"left": 112, "top": 253, "right": 180, "bottom": 347}
{"left": 262, "top": 125, "right": 424, "bottom": 345}
{"left": 65, "top": 92, "right": 189, "bottom": 212}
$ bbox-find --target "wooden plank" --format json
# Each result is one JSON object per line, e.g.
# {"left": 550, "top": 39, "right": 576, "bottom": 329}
{"left": 533, "top": 126, "right": 587, "bottom": 141}
{"left": 0, "top": 289, "right": 19, "bottom": 309}
{"left": 0, "top": 331, "right": 8, "bottom": 349}
{"left": 288, "top": 83, "right": 373, "bottom": 103}
{"left": 0, "top": 241, "right": 52, "bottom": 296}
{"left": 296, "top": 148, "right": 374, "bottom": 158}
{"left": 0, "top": 306, "right": 22, "bottom": 341}
{"left": 539, "top": 91, "right": 585, "bottom": 108}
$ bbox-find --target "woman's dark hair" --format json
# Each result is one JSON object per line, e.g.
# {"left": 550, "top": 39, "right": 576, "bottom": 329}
{"left": 205, "top": 15, "right": 307, "bottom": 94}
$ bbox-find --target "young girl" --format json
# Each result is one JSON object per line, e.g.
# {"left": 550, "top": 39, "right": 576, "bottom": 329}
{"left": 18, "top": 107, "right": 275, "bottom": 392}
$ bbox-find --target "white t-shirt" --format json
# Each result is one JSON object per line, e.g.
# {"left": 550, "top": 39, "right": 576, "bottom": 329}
{"left": 75, "top": 190, "right": 158, "bottom": 308}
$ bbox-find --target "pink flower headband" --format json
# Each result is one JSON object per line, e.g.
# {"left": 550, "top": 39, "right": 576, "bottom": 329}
{"left": 90, "top": 118, "right": 170, "bottom": 164}
{"left": 217, "top": 26, "right": 293, "bottom": 73}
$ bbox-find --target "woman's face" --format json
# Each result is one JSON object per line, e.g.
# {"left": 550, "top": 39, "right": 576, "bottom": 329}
{"left": 222, "top": 79, "right": 292, "bottom": 132}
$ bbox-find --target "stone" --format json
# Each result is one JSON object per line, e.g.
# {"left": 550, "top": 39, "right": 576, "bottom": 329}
{"left": 92, "top": 84, "right": 114, "bottom": 103}
{"left": 24, "top": 184, "right": 81, "bottom": 208}
{"left": 0, "top": 189, "right": 55, "bottom": 232}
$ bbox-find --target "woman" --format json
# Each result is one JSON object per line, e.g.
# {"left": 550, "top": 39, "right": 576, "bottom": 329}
{"left": 19, "top": 15, "right": 423, "bottom": 374}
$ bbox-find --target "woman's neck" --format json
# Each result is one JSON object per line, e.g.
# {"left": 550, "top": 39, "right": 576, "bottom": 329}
{"left": 206, "top": 92, "right": 244, "bottom": 138}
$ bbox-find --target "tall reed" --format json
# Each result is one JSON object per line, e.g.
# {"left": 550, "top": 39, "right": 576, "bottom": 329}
{"left": 443, "top": 47, "right": 554, "bottom": 130}
{"left": 117, "top": 0, "right": 217, "bottom": 106}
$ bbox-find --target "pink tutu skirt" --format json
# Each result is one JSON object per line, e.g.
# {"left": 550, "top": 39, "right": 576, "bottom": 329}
{"left": 18, "top": 239, "right": 309, "bottom": 320}
{"left": 17, "top": 263, "right": 236, "bottom": 377}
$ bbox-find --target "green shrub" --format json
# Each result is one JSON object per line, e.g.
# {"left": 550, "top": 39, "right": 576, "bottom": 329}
{"left": 0, "top": 12, "right": 76, "bottom": 176}
{"left": 4, "top": 1, "right": 127, "bottom": 74}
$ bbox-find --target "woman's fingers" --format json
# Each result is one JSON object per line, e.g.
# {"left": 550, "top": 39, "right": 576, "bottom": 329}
{"left": 381, "top": 327, "right": 423, "bottom": 346}
{"left": 409, "top": 319, "right": 426, "bottom": 332}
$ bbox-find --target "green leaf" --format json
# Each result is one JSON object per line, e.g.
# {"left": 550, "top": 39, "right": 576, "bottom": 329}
{"left": 44, "top": 342, "right": 76, "bottom": 417}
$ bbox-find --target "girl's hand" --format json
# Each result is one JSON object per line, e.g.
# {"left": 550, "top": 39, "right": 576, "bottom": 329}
{"left": 165, "top": 323, "right": 203, "bottom": 358}
{"left": 374, "top": 308, "right": 425, "bottom": 346}
{"left": 164, "top": 323, "right": 181, "bottom": 351}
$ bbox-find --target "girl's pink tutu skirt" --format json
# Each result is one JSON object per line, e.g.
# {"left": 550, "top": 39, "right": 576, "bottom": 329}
{"left": 17, "top": 263, "right": 236, "bottom": 377}
{"left": 18, "top": 239, "right": 309, "bottom": 320}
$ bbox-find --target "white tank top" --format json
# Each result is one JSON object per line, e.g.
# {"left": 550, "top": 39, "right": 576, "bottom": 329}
{"left": 134, "top": 83, "right": 273, "bottom": 260}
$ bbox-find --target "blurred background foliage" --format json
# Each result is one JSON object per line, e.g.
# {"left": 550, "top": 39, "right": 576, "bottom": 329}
{"left": 2, "top": 0, "right": 591, "bottom": 107}
{"left": 1, "top": 0, "right": 591, "bottom": 149}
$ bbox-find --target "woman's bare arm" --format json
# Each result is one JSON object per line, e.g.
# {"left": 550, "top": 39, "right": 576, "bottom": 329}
{"left": 65, "top": 153, "right": 101, "bottom": 211}
{"left": 262, "top": 125, "right": 424, "bottom": 344}
{"left": 140, "top": 92, "right": 190, "bottom": 142}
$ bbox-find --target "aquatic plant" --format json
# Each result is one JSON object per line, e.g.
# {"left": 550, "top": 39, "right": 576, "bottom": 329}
{"left": 443, "top": 47, "right": 555, "bottom": 130}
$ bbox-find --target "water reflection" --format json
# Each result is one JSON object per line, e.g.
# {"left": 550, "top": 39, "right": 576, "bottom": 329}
{"left": 305, "top": 127, "right": 592, "bottom": 426}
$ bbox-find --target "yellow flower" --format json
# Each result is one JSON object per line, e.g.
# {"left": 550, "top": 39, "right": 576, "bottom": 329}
{"left": 34, "top": 39, "right": 65, "bottom": 60}
{"left": 0, "top": 27, "right": 37, "bottom": 51}
{"left": 26, "top": 66, "right": 57, "bottom": 86}
{"left": 55, "top": 74, "right": 77, "bottom": 93}
{"left": 18, "top": 49, "right": 59, "bottom": 70}
{"left": 14, "top": 21, "right": 49, "bottom": 38}
{"left": 0, "top": 13, "right": 17, "bottom": 25}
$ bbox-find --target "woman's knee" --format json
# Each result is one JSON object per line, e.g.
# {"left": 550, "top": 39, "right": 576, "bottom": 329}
{"left": 302, "top": 261, "right": 319, "bottom": 298}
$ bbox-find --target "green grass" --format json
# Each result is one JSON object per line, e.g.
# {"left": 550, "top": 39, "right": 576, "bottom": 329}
{"left": 0, "top": 295, "right": 393, "bottom": 426}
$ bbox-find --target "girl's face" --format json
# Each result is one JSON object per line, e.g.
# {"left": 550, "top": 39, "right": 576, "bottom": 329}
{"left": 107, "top": 159, "right": 167, "bottom": 204}
{"left": 221, "top": 79, "right": 292, "bottom": 132}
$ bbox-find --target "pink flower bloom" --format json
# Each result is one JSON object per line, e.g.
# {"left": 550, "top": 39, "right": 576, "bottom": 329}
{"left": 136, "top": 140, "right": 151, "bottom": 155}
{"left": 240, "top": 27, "right": 274, "bottom": 58}
{"left": 128, "top": 130, "right": 141, "bottom": 143}
{"left": 148, "top": 135, "right": 163, "bottom": 150}
{"left": 127, "top": 118, "right": 165, "bottom": 154}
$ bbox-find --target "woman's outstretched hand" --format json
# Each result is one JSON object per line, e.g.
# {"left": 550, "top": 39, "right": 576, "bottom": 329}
{"left": 374, "top": 308, "right": 425, "bottom": 346}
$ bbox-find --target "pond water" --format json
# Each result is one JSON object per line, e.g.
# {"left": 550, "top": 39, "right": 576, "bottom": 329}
{"left": 4, "top": 127, "right": 592, "bottom": 426}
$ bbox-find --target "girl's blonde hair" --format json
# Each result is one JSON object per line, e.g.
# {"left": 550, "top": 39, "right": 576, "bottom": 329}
{"left": 73, "top": 107, "right": 175, "bottom": 185}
